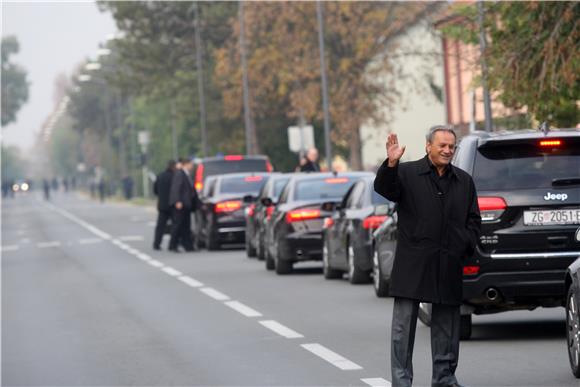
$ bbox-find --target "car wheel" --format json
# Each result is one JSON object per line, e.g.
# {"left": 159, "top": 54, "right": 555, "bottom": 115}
{"left": 245, "top": 233, "right": 256, "bottom": 258}
{"left": 323, "top": 239, "right": 342, "bottom": 279}
{"left": 275, "top": 243, "right": 293, "bottom": 275}
{"left": 566, "top": 286, "right": 580, "bottom": 378}
{"left": 372, "top": 247, "right": 389, "bottom": 297}
{"left": 348, "top": 242, "right": 371, "bottom": 284}
{"left": 256, "top": 234, "right": 265, "bottom": 261}
{"left": 460, "top": 314, "right": 472, "bottom": 340}
{"left": 207, "top": 229, "right": 220, "bottom": 251}
{"left": 418, "top": 303, "right": 432, "bottom": 327}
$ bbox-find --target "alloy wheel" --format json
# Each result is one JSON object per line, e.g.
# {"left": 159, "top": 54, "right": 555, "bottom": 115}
{"left": 568, "top": 291, "right": 580, "bottom": 371}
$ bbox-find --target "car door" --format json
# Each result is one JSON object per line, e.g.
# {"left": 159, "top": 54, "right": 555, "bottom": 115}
{"left": 337, "top": 181, "right": 366, "bottom": 269}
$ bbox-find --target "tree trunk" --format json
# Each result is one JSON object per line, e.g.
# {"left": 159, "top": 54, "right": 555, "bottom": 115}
{"left": 348, "top": 125, "right": 363, "bottom": 171}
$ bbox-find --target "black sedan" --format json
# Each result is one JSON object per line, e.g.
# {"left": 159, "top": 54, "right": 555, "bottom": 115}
{"left": 322, "top": 175, "right": 393, "bottom": 284}
{"left": 197, "top": 172, "right": 269, "bottom": 250}
{"left": 264, "top": 172, "right": 372, "bottom": 274}
{"left": 566, "top": 255, "right": 580, "bottom": 378}
{"left": 244, "top": 173, "right": 292, "bottom": 259}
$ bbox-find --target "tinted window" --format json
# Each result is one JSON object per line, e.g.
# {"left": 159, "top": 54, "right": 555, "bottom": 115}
{"left": 372, "top": 190, "right": 390, "bottom": 205}
{"left": 346, "top": 182, "right": 365, "bottom": 208}
{"left": 294, "top": 177, "right": 355, "bottom": 201}
{"left": 273, "top": 178, "right": 290, "bottom": 201}
{"left": 473, "top": 140, "right": 580, "bottom": 191}
{"left": 219, "top": 176, "right": 267, "bottom": 194}
{"left": 203, "top": 159, "right": 268, "bottom": 177}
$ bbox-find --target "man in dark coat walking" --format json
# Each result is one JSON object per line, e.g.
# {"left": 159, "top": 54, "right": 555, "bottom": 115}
{"left": 374, "top": 126, "right": 481, "bottom": 387}
{"left": 152, "top": 160, "right": 176, "bottom": 250}
{"left": 168, "top": 158, "right": 200, "bottom": 252}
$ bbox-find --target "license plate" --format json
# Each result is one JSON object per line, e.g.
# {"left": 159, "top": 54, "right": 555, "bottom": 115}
{"left": 523, "top": 208, "right": 580, "bottom": 226}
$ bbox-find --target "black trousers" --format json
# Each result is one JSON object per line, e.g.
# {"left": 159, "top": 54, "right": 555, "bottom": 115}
{"left": 169, "top": 208, "right": 193, "bottom": 251}
{"left": 391, "top": 297, "right": 460, "bottom": 387}
{"left": 153, "top": 209, "right": 171, "bottom": 249}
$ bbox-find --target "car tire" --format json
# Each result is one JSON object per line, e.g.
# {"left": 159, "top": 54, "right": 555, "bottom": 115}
{"left": 372, "top": 247, "right": 389, "bottom": 297}
{"left": 207, "top": 230, "right": 220, "bottom": 251}
{"left": 245, "top": 234, "right": 256, "bottom": 258}
{"left": 348, "top": 242, "right": 371, "bottom": 284}
{"left": 566, "top": 286, "right": 580, "bottom": 378}
{"left": 460, "top": 314, "right": 472, "bottom": 340}
{"left": 256, "top": 234, "right": 265, "bottom": 261}
{"left": 418, "top": 303, "right": 432, "bottom": 327}
{"left": 265, "top": 247, "right": 275, "bottom": 271}
{"left": 323, "top": 239, "right": 342, "bottom": 279}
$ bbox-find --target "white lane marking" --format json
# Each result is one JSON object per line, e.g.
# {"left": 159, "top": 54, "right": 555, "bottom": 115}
{"left": 37, "top": 241, "right": 61, "bottom": 248}
{"left": 225, "top": 301, "right": 263, "bottom": 317}
{"left": 45, "top": 202, "right": 111, "bottom": 240}
{"left": 301, "top": 343, "right": 363, "bottom": 371}
{"left": 147, "top": 259, "right": 164, "bottom": 268}
{"left": 178, "top": 275, "right": 204, "bottom": 288}
{"left": 361, "top": 378, "right": 391, "bottom": 387}
{"left": 200, "top": 287, "right": 230, "bottom": 301}
{"left": 161, "top": 267, "right": 182, "bottom": 277}
{"left": 79, "top": 238, "right": 102, "bottom": 245}
{"left": 1, "top": 245, "right": 20, "bottom": 252}
{"left": 118, "top": 235, "right": 144, "bottom": 242}
{"left": 136, "top": 253, "right": 152, "bottom": 261}
{"left": 259, "top": 320, "right": 304, "bottom": 339}
{"left": 126, "top": 248, "right": 139, "bottom": 255}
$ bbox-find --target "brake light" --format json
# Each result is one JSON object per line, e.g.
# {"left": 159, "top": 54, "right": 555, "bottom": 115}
{"left": 539, "top": 139, "right": 562, "bottom": 147}
{"left": 478, "top": 196, "right": 507, "bottom": 222}
{"left": 245, "top": 176, "right": 263, "bottom": 182}
{"left": 225, "top": 155, "right": 243, "bottom": 161}
{"left": 363, "top": 215, "right": 388, "bottom": 230}
{"left": 266, "top": 160, "right": 273, "bottom": 172}
{"left": 463, "top": 265, "right": 480, "bottom": 276}
{"left": 195, "top": 164, "right": 204, "bottom": 191}
{"left": 286, "top": 208, "right": 321, "bottom": 223}
{"left": 215, "top": 200, "right": 242, "bottom": 213}
{"left": 323, "top": 218, "right": 335, "bottom": 229}
{"left": 266, "top": 206, "right": 275, "bottom": 219}
{"left": 324, "top": 177, "right": 349, "bottom": 184}
{"left": 245, "top": 204, "right": 256, "bottom": 217}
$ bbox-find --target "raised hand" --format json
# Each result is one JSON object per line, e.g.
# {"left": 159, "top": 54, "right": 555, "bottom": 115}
{"left": 386, "top": 133, "right": 406, "bottom": 167}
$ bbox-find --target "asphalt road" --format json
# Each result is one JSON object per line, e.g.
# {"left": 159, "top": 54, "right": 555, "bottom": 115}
{"left": 2, "top": 192, "right": 576, "bottom": 387}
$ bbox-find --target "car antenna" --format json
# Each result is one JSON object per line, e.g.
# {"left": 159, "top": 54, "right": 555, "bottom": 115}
{"left": 539, "top": 121, "right": 550, "bottom": 136}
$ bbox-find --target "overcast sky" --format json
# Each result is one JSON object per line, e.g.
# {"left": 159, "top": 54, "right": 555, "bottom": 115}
{"left": 1, "top": 1, "right": 117, "bottom": 151}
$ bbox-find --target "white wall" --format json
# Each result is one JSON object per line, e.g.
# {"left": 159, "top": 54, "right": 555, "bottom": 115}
{"left": 360, "top": 21, "right": 446, "bottom": 170}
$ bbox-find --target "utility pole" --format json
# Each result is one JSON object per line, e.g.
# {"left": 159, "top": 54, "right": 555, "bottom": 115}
{"left": 478, "top": 1, "right": 493, "bottom": 132}
{"left": 239, "top": 1, "right": 254, "bottom": 155}
{"left": 193, "top": 2, "right": 208, "bottom": 157}
{"left": 316, "top": 0, "right": 332, "bottom": 171}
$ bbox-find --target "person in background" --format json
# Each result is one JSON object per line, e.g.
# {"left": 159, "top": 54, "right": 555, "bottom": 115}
{"left": 168, "top": 158, "right": 200, "bottom": 252}
{"left": 152, "top": 161, "right": 176, "bottom": 251}
{"left": 299, "top": 147, "right": 320, "bottom": 172}
{"left": 43, "top": 178, "right": 51, "bottom": 201}
{"left": 374, "top": 126, "right": 481, "bottom": 387}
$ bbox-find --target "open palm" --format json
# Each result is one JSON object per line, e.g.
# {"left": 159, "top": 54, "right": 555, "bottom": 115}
{"left": 386, "top": 133, "right": 406, "bottom": 162}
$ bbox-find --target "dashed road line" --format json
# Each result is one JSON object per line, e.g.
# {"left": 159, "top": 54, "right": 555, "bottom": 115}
{"left": 178, "top": 275, "right": 204, "bottom": 288}
{"left": 161, "top": 267, "right": 182, "bottom": 277}
{"left": 118, "top": 235, "right": 144, "bottom": 242}
{"left": 147, "top": 259, "right": 165, "bottom": 268}
{"left": 37, "top": 241, "right": 62, "bottom": 248}
{"left": 200, "top": 287, "right": 230, "bottom": 301}
{"left": 361, "top": 378, "right": 391, "bottom": 387}
{"left": 136, "top": 253, "right": 152, "bottom": 262}
{"left": 259, "top": 320, "right": 304, "bottom": 339}
{"left": 225, "top": 301, "right": 263, "bottom": 317}
{"left": 301, "top": 343, "right": 363, "bottom": 371}
{"left": 79, "top": 238, "right": 102, "bottom": 245}
{"left": 1, "top": 245, "right": 20, "bottom": 252}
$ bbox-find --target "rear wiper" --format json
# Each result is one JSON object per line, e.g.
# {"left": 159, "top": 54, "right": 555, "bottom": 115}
{"left": 551, "top": 177, "right": 580, "bottom": 187}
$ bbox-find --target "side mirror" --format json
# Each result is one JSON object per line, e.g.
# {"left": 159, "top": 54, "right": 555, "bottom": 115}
{"left": 261, "top": 197, "right": 273, "bottom": 207}
{"left": 243, "top": 194, "right": 255, "bottom": 203}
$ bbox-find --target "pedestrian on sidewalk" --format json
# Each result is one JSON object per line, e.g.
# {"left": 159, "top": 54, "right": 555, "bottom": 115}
{"left": 299, "top": 147, "right": 320, "bottom": 172}
{"left": 152, "top": 160, "right": 176, "bottom": 251}
{"left": 374, "top": 126, "right": 481, "bottom": 387}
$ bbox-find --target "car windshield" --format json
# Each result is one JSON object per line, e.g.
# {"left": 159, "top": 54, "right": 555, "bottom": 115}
{"left": 219, "top": 175, "right": 267, "bottom": 194}
{"left": 473, "top": 140, "right": 580, "bottom": 191}
{"left": 294, "top": 177, "right": 354, "bottom": 201}
{"left": 203, "top": 159, "right": 268, "bottom": 177}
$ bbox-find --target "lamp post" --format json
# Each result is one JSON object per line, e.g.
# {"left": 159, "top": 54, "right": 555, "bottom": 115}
{"left": 316, "top": 0, "right": 332, "bottom": 171}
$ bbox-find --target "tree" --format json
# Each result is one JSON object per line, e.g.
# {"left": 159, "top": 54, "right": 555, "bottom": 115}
{"left": 442, "top": 2, "right": 579, "bottom": 127}
{"left": 1, "top": 36, "right": 29, "bottom": 126}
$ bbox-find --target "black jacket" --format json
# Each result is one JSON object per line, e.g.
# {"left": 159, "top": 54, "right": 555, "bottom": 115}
{"left": 374, "top": 155, "right": 481, "bottom": 305}
{"left": 300, "top": 160, "right": 320, "bottom": 172}
{"left": 169, "top": 169, "right": 201, "bottom": 212}
{"left": 153, "top": 169, "right": 174, "bottom": 212}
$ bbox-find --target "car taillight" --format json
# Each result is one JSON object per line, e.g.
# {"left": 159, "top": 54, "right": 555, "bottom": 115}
{"left": 245, "top": 176, "right": 263, "bottom": 182}
{"left": 478, "top": 196, "right": 507, "bottom": 222}
{"left": 286, "top": 208, "right": 321, "bottom": 223}
{"left": 195, "top": 164, "right": 204, "bottom": 191}
{"left": 225, "top": 155, "right": 243, "bottom": 161}
{"left": 323, "top": 218, "right": 335, "bottom": 229}
{"left": 463, "top": 265, "right": 480, "bottom": 276}
{"left": 539, "top": 139, "right": 562, "bottom": 147}
{"left": 363, "top": 215, "right": 388, "bottom": 230}
{"left": 266, "top": 206, "right": 275, "bottom": 219}
{"left": 266, "top": 160, "right": 273, "bottom": 172}
{"left": 215, "top": 200, "right": 242, "bottom": 213}
{"left": 245, "top": 204, "right": 256, "bottom": 217}
{"left": 325, "top": 177, "right": 349, "bottom": 184}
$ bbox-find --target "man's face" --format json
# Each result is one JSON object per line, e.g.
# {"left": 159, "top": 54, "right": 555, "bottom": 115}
{"left": 183, "top": 161, "right": 194, "bottom": 172}
{"left": 426, "top": 131, "right": 456, "bottom": 167}
{"left": 307, "top": 149, "right": 318, "bottom": 162}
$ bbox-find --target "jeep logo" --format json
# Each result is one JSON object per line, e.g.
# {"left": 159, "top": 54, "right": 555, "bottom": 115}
{"left": 543, "top": 192, "right": 568, "bottom": 201}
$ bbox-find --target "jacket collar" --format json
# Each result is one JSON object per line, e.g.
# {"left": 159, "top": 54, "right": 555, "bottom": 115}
{"left": 418, "top": 155, "right": 457, "bottom": 179}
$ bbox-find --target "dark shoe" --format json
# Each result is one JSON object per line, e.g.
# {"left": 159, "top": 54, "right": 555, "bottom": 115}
{"left": 168, "top": 247, "right": 180, "bottom": 253}
{"left": 153, "top": 246, "right": 161, "bottom": 251}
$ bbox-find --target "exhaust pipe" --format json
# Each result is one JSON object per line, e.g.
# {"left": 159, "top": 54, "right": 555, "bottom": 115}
{"left": 485, "top": 288, "right": 499, "bottom": 301}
